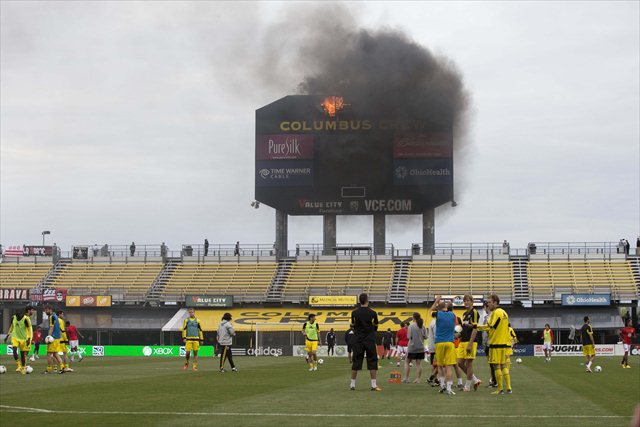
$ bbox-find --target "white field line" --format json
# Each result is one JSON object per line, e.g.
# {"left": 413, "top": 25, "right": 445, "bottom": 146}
{"left": 0, "top": 406, "right": 629, "bottom": 419}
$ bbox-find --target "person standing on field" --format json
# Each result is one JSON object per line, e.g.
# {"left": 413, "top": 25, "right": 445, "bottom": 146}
{"left": 217, "top": 312, "right": 237, "bottom": 373}
{"left": 326, "top": 328, "right": 336, "bottom": 356}
{"left": 182, "top": 308, "right": 203, "bottom": 371}
{"left": 542, "top": 323, "right": 554, "bottom": 362}
{"left": 350, "top": 293, "right": 381, "bottom": 391}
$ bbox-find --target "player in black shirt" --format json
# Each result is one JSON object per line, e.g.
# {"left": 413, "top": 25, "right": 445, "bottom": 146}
{"left": 382, "top": 329, "right": 393, "bottom": 359}
{"left": 326, "top": 328, "right": 336, "bottom": 356}
{"left": 349, "top": 293, "right": 381, "bottom": 391}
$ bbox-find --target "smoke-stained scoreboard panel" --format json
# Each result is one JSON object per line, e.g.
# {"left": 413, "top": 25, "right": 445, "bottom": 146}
{"left": 255, "top": 95, "right": 453, "bottom": 215}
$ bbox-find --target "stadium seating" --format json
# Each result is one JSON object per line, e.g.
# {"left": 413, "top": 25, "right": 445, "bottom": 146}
{"left": 161, "top": 261, "right": 277, "bottom": 302}
{"left": 406, "top": 260, "right": 514, "bottom": 302}
{"left": 528, "top": 260, "right": 637, "bottom": 300}
{"left": 0, "top": 263, "right": 53, "bottom": 289}
{"left": 51, "top": 261, "right": 163, "bottom": 300}
{"left": 283, "top": 260, "right": 394, "bottom": 303}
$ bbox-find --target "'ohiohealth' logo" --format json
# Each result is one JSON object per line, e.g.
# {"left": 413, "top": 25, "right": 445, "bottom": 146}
{"left": 395, "top": 166, "right": 408, "bottom": 179}
{"left": 565, "top": 295, "right": 576, "bottom": 305}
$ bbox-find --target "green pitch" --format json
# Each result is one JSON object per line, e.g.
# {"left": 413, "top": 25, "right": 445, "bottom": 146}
{"left": 0, "top": 355, "right": 637, "bottom": 426}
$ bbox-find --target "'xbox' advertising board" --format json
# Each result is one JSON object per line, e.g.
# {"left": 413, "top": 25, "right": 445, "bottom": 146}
{"left": 1, "top": 344, "right": 215, "bottom": 357}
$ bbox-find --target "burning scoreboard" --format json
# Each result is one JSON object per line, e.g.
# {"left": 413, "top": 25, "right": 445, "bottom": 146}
{"left": 255, "top": 95, "right": 453, "bottom": 215}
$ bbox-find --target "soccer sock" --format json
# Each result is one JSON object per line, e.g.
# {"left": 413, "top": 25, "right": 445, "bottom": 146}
{"left": 15, "top": 360, "right": 21, "bottom": 368}
{"left": 371, "top": 379, "right": 377, "bottom": 388}
{"left": 439, "top": 377, "right": 446, "bottom": 389}
{"left": 350, "top": 379, "right": 356, "bottom": 388}
{"left": 47, "top": 365, "right": 52, "bottom": 372}
{"left": 457, "top": 378, "right": 463, "bottom": 385}
{"left": 586, "top": 361, "right": 592, "bottom": 369}
{"left": 494, "top": 368, "right": 503, "bottom": 391}
{"left": 465, "top": 380, "right": 472, "bottom": 389}
{"left": 472, "top": 375, "right": 479, "bottom": 382}
{"left": 446, "top": 381, "right": 452, "bottom": 392}
{"left": 502, "top": 368, "right": 511, "bottom": 390}
{"left": 490, "top": 365, "right": 497, "bottom": 383}
{"left": 193, "top": 363, "right": 197, "bottom": 369}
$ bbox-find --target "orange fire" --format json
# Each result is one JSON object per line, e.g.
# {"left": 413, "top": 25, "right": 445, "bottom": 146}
{"left": 321, "top": 96, "right": 344, "bottom": 117}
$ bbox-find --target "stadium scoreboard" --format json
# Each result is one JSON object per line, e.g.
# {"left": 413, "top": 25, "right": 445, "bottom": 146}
{"left": 255, "top": 95, "right": 453, "bottom": 215}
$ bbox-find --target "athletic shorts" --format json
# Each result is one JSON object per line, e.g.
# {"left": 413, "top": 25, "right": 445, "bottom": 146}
{"left": 488, "top": 347, "right": 508, "bottom": 365}
{"left": 623, "top": 343, "right": 631, "bottom": 353}
{"left": 185, "top": 340, "right": 200, "bottom": 352}
{"left": 506, "top": 347, "right": 513, "bottom": 357}
{"left": 69, "top": 340, "right": 79, "bottom": 349}
{"left": 456, "top": 342, "right": 477, "bottom": 360}
{"left": 347, "top": 345, "right": 353, "bottom": 354}
{"left": 351, "top": 339, "right": 378, "bottom": 371}
{"left": 542, "top": 343, "right": 552, "bottom": 351}
{"left": 582, "top": 344, "right": 595, "bottom": 357}
{"left": 383, "top": 343, "right": 391, "bottom": 350}
{"left": 407, "top": 352, "right": 425, "bottom": 360}
{"left": 435, "top": 342, "right": 456, "bottom": 366}
{"left": 59, "top": 342, "right": 68, "bottom": 353}
{"left": 12, "top": 338, "right": 31, "bottom": 352}
{"left": 47, "top": 339, "right": 61, "bottom": 353}
{"left": 305, "top": 340, "right": 318, "bottom": 353}
{"left": 397, "top": 345, "right": 408, "bottom": 356}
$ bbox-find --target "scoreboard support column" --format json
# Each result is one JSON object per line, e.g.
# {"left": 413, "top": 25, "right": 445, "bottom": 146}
{"left": 276, "top": 210, "right": 288, "bottom": 259}
{"left": 423, "top": 208, "right": 435, "bottom": 255}
{"left": 373, "top": 214, "right": 386, "bottom": 255}
{"left": 323, "top": 214, "right": 336, "bottom": 255}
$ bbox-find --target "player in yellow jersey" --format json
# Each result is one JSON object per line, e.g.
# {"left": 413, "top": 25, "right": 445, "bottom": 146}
{"left": 302, "top": 314, "right": 322, "bottom": 371}
{"left": 581, "top": 316, "right": 596, "bottom": 373}
{"left": 57, "top": 311, "right": 73, "bottom": 372}
{"left": 182, "top": 308, "right": 204, "bottom": 371}
{"left": 506, "top": 324, "right": 518, "bottom": 370}
{"left": 475, "top": 294, "right": 512, "bottom": 395}
{"left": 4, "top": 305, "right": 35, "bottom": 374}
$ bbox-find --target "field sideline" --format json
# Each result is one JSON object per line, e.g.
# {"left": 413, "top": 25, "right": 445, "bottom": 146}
{"left": 0, "top": 355, "right": 638, "bottom": 426}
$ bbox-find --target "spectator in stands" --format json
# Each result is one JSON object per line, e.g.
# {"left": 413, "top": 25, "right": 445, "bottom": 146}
{"left": 130, "top": 242, "right": 136, "bottom": 257}
{"left": 101, "top": 244, "right": 109, "bottom": 257}
{"left": 204, "top": 239, "right": 209, "bottom": 256}
{"left": 637, "top": 236, "right": 640, "bottom": 255}
{"left": 234, "top": 241, "right": 240, "bottom": 256}
{"left": 624, "top": 239, "right": 630, "bottom": 255}
{"left": 160, "top": 242, "right": 167, "bottom": 259}
{"left": 502, "top": 240, "right": 510, "bottom": 255}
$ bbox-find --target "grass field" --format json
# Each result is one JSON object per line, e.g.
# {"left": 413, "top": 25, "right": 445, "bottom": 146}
{"left": 0, "top": 355, "right": 638, "bottom": 426}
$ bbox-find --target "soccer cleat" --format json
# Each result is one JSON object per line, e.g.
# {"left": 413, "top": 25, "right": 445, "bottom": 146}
{"left": 183, "top": 364, "right": 188, "bottom": 370}
{"left": 58, "top": 369, "right": 65, "bottom": 374}
{"left": 21, "top": 368, "right": 26, "bottom": 375}
{"left": 412, "top": 379, "right": 421, "bottom": 384}
{"left": 625, "top": 365, "right": 631, "bottom": 369}
{"left": 43, "top": 370, "right": 49, "bottom": 375}
{"left": 78, "top": 356, "right": 83, "bottom": 362}
{"left": 219, "top": 369, "right": 226, "bottom": 373}
{"left": 350, "top": 386, "right": 355, "bottom": 391}
{"left": 370, "top": 386, "right": 382, "bottom": 391}
{"left": 473, "top": 379, "right": 482, "bottom": 391}
{"left": 15, "top": 366, "right": 22, "bottom": 372}
{"left": 463, "top": 387, "right": 471, "bottom": 392}
{"left": 192, "top": 366, "right": 198, "bottom": 371}
{"left": 232, "top": 367, "right": 238, "bottom": 372}
{"left": 63, "top": 368, "right": 74, "bottom": 373}
{"left": 439, "top": 388, "right": 446, "bottom": 394}
{"left": 621, "top": 364, "right": 626, "bottom": 368}
{"left": 491, "top": 390, "right": 504, "bottom": 395}
{"left": 71, "top": 357, "right": 75, "bottom": 362}
{"left": 309, "top": 367, "right": 314, "bottom": 371}
{"left": 445, "top": 390, "right": 456, "bottom": 395}
{"left": 457, "top": 383, "right": 464, "bottom": 390}
{"left": 586, "top": 367, "right": 592, "bottom": 373}
{"left": 506, "top": 389, "right": 513, "bottom": 394}
{"left": 313, "top": 366, "right": 317, "bottom": 371}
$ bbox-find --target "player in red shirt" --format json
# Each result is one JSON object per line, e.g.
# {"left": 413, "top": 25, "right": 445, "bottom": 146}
{"left": 619, "top": 318, "right": 636, "bottom": 368}
{"left": 395, "top": 322, "right": 409, "bottom": 367}
{"left": 65, "top": 321, "right": 85, "bottom": 362}
{"left": 29, "top": 327, "right": 42, "bottom": 361}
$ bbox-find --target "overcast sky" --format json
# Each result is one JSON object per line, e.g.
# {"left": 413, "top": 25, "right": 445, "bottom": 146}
{"left": 1, "top": 1, "right": 638, "bottom": 254}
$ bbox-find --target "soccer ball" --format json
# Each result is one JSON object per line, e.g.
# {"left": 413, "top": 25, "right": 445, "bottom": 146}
{"left": 0, "top": 365, "right": 6, "bottom": 374}
{"left": 454, "top": 325, "right": 463, "bottom": 334}
{"left": 516, "top": 358, "right": 523, "bottom": 364}
{"left": 25, "top": 366, "right": 33, "bottom": 374}
{"left": 45, "top": 335, "right": 54, "bottom": 344}
{"left": 318, "top": 359, "right": 324, "bottom": 364}
{"left": 594, "top": 366, "right": 602, "bottom": 372}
